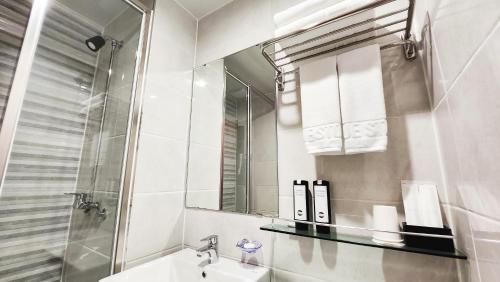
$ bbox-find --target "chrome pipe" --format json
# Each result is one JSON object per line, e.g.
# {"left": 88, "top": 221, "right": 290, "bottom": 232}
{"left": 90, "top": 40, "right": 122, "bottom": 192}
{"left": 277, "top": 28, "right": 406, "bottom": 69}
{"left": 279, "top": 38, "right": 413, "bottom": 85}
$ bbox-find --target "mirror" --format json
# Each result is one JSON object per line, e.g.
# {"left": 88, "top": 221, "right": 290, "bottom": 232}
{"left": 186, "top": 46, "right": 278, "bottom": 217}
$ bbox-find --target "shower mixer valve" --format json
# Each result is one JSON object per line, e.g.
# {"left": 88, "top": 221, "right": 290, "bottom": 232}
{"left": 64, "top": 192, "right": 107, "bottom": 219}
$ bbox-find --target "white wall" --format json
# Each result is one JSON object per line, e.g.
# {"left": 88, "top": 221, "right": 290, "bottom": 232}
{"left": 414, "top": 1, "right": 500, "bottom": 281}
{"left": 123, "top": 0, "right": 197, "bottom": 268}
{"left": 186, "top": 0, "right": 466, "bottom": 281}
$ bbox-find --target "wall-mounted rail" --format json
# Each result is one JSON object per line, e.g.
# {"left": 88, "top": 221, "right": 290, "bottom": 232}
{"left": 261, "top": 0, "right": 417, "bottom": 91}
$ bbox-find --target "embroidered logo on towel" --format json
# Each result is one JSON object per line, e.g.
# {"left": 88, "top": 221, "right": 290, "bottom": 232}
{"left": 343, "top": 119, "right": 387, "bottom": 139}
{"left": 303, "top": 123, "right": 342, "bottom": 151}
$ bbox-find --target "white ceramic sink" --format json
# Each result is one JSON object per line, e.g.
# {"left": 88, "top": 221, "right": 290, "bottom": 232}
{"left": 100, "top": 248, "right": 270, "bottom": 282}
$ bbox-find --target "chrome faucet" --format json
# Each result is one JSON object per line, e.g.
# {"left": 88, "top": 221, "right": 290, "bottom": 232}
{"left": 64, "top": 192, "right": 107, "bottom": 219}
{"left": 196, "top": 235, "right": 218, "bottom": 264}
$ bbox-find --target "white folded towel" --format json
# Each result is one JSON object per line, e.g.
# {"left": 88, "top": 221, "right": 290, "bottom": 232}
{"left": 299, "top": 55, "right": 343, "bottom": 155}
{"left": 337, "top": 44, "right": 387, "bottom": 154}
{"left": 275, "top": 0, "right": 377, "bottom": 36}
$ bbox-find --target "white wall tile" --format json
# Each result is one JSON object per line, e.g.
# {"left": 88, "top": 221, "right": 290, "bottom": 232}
{"left": 273, "top": 268, "right": 329, "bottom": 282}
{"left": 469, "top": 212, "right": 500, "bottom": 282}
{"left": 134, "top": 134, "right": 187, "bottom": 193}
{"left": 196, "top": 0, "right": 274, "bottom": 65}
{"left": 431, "top": 0, "right": 500, "bottom": 90}
{"left": 273, "top": 233, "right": 459, "bottom": 282}
{"left": 140, "top": 73, "right": 193, "bottom": 139}
{"left": 125, "top": 0, "right": 197, "bottom": 267}
{"left": 424, "top": 0, "right": 500, "bottom": 280}
{"left": 126, "top": 192, "right": 185, "bottom": 261}
{"left": 446, "top": 24, "right": 500, "bottom": 220}
{"left": 186, "top": 190, "right": 220, "bottom": 210}
{"left": 434, "top": 101, "right": 461, "bottom": 206}
{"left": 125, "top": 246, "right": 182, "bottom": 270}
{"left": 140, "top": 0, "right": 197, "bottom": 140}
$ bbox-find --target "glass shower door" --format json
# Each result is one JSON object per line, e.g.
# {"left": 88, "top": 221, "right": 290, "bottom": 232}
{"left": 0, "top": 0, "right": 145, "bottom": 281}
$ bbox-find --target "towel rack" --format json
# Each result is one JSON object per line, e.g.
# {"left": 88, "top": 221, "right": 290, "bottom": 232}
{"left": 261, "top": 0, "right": 417, "bottom": 91}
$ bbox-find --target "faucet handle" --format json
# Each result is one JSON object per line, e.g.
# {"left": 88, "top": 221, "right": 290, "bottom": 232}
{"left": 200, "top": 234, "right": 218, "bottom": 244}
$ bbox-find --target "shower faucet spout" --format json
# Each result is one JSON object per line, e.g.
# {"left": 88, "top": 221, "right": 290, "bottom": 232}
{"left": 64, "top": 192, "right": 106, "bottom": 219}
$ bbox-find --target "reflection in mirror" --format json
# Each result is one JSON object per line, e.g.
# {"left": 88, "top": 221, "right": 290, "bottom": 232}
{"left": 186, "top": 46, "right": 278, "bottom": 217}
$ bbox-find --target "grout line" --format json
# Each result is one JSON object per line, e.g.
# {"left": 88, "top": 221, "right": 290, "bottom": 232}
{"left": 442, "top": 203, "right": 500, "bottom": 227}
{"left": 429, "top": 42, "right": 447, "bottom": 111}
{"left": 172, "top": 0, "right": 197, "bottom": 20}
{"left": 128, "top": 245, "right": 182, "bottom": 267}
{"left": 198, "top": 1, "right": 234, "bottom": 20}
{"left": 135, "top": 190, "right": 185, "bottom": 195}
{"left": 464, "top": 207, "right": 483, "bottom": 282}
{"left": 272, "top": 266, "right": 330, "bottom": 282}
{"left": 428, "top": 98, "right": 452, "bottom": 205}
{"left": 438, "top": 21, "right": 500, "bottom": 106}
{"left": 139, "top": 132, "right": 187, "bottom": 142}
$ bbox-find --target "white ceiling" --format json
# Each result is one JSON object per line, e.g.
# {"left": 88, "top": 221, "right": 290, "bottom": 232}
{"left": 175, "top": 0, "right": 233, "bottom": 19}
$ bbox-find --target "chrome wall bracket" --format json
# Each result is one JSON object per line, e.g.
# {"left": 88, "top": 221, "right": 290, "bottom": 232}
{"left": 403, "top": 35, "right": 417, "bottom": 61}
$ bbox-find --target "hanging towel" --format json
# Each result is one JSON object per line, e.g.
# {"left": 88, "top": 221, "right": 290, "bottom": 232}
{"left": 299, "top": 56, "right": 343, "bottom": 155}
{"left": 337, "top": 44, "right": 387, "bottom": 154}
{"left": 275, "top": 0, "right": 377, "bottom": 36}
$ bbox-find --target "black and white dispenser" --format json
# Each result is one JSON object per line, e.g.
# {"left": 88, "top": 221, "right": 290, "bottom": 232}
{"left": 313, "top": 180, "right": 332, "bottom": 233}
{"left": 293, "top": 180, "right": 311, "bottom": 230}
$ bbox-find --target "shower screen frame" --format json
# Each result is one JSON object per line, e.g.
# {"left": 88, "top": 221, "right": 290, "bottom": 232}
{"left": 0, "top": 0, "right": 155, "bottom": 275}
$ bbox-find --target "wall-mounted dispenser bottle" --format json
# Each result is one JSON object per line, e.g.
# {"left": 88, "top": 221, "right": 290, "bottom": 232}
{"left": 313, "top": 180, "right": 331, "bottom": 233}
{"left": 293, "top": 180, "right": 311, "bottom": 230}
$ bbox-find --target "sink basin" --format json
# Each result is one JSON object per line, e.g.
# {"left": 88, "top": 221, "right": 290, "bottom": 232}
{"left": 101, "top": 248, "right": 270, "bottom": 282}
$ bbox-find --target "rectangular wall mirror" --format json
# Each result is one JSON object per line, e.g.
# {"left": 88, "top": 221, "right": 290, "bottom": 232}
{"left": 186, "top": 45, "right": 278, "bottom": 217}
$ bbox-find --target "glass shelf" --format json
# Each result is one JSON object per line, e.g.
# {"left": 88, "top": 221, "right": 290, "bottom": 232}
{"left": 260, "top": 223, "right": 467, "bottom": 260}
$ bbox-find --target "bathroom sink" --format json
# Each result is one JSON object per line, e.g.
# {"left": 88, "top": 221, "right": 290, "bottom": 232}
{"left": 100, "top": 248, "right": 270, "bottom": 282}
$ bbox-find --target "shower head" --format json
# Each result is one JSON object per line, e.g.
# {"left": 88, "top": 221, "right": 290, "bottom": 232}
{"left": 85, "top": 36, "right": 106, "bottom": 52}
{"left": 85, "top": 35, "right": 122, "bottom": 52}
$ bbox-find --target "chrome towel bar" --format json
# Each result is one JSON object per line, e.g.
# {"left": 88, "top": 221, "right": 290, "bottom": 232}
{"left": 261, "top": 0, "right": 417, "bottom": 91}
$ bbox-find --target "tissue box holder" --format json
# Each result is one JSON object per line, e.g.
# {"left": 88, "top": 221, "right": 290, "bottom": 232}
{"left": 402, "top": 222, "right": 454, "bottom": 252}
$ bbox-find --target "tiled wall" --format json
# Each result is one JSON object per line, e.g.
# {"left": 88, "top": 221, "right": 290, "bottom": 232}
{"left": 414, "top": 0, "right": 500, "bottom": 281}
{"left": 185, "top": 0, "right": 469, "bottom": 281}
{"left": 125, "top": 0, "right": 500, "bottom": 281}
{"left": 123, "top": 0, "right": 197, "bottom": 268}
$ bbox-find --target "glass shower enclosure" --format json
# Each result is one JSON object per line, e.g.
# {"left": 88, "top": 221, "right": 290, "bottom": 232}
{"left": 0, "top": 0, "right": 151, "bottom": 281}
